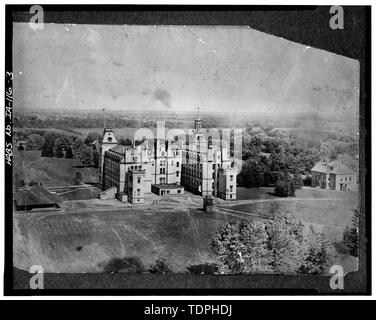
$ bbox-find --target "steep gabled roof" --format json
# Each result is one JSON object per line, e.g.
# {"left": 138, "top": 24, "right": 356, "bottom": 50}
{"left": 311, "top": 161, "right": 356, "bottom": 175}
{"left": 109, "top": 144, "right": 134, "bottom": 154}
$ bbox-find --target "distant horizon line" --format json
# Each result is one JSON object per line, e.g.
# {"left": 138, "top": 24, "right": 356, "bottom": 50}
{"left": 15, "top": 107, "right": 359, "bottom": 115}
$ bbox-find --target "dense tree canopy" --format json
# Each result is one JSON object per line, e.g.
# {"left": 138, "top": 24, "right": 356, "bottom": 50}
{"left": 211, "top": 214, "right": 333, "bottom": 274}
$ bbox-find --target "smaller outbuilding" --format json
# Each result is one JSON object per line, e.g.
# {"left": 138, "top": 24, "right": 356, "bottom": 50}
{"left": 311, "top": 160, "right": 358, "bottom": 191}
{"left": 151, "top": 183, "right": 184, "bottom": 196}
{"left": 14, "top": 186, "right": 61, "bottom": 211}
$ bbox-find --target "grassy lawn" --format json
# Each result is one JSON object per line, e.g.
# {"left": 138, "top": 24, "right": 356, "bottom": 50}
{"left": 13, "top": 150, "right": 99, "bottom": 187}
{"left": 236, "top": 187, "right": 278, "bottom": 200}
{"left": 14, "top": 206, "right": 229, "bottom": 273}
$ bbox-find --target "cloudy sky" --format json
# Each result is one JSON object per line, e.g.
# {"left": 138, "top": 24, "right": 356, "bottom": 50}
{"left": 13, "top": 23, "right": 359, "bottom": 115}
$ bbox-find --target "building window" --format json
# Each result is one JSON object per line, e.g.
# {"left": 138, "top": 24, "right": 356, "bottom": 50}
{"left": 177, "top": 190, "right": 181, "bottom": 194}
{"left": 137, "top": 189, "right": 140, "bottom": 196}
{"left": 349, "top": 176, "right": 352, "bottom": 181}
{"left": 345, "top": 177, "right": 347, "bottom": 181}
{"left": 176, "top": 171, "right": 179, "bottom": 177}
{"left": 230, "top": 175, "right": 233, "bottom": 181}
{"left": 230, "top": 185, "right": 233, "bottom": 192}
{"left": 137, "top": 177, "right": 141, "bottom": 183}
{"left": 230, "top": 195, "right": 233, "bottom": 199}
{"left": 176, "top": 161, "right": 180, "bottom": 167}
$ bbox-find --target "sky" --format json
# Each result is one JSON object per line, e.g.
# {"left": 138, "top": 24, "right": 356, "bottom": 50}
{"left": 13, "top": 23, "right": 359, "bottom": 115}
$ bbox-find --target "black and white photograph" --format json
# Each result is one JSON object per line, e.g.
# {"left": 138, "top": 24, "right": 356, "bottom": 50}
{"left": 3, "top": 5, "right": 370, "bottom": 296}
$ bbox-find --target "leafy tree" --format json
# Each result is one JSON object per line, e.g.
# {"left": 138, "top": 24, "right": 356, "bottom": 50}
{"left": 275, "top": 174, "right": 297, "bottom": 197}
{"left": 265, "top": 215, "right": 306, "bottom": 273}
{"left": 75, "top": 144, "right": 94, "bottom": 167}
{"left": 26, "top": 133, "right": 45, "bottom": 150}
{"left": 211, "top": 214, "right": 333, "bottom": 275}
{"left": 41, "top": 133, "right": 55, "bottom": 157}
{"left": 149, "top": 258, "right": 172, "bottom": 274}
{"left": 65, "top": 146, "right": 74, "bottom": 159}
{"left": 103, "top": 257, "right": 145, "bottom": 273}
{"left": 343, "top": 209, "right": 359, "bottom": 257}
{"left": 73, "top": 137, "right": 85, "bottom": 151}
{"left": 85, "top": 132, "right": 101, "bottom": 145}
{"left": 54, "top": 138, "right": 67, "bottom": 158}
{"left": 118, "top": 136, "right": 132, "bottom": 146}
{"left": 298, "top": 226, "right": 333, "bottom": 274}
{"left": 211, "top": 220, "right": 272, "bottom": 274}
{"left": 293, "top": 171, "right": 303, "bottom": 189}
{"left": 93, "top": 149, "right": 99, "bottom": 168}
{"left": 303, "top": 175, "right": 313, "bottom": 186}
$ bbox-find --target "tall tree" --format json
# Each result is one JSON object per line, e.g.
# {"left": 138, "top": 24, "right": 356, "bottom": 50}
{"left": 343, "top": 209, "right": 359, "bottom": 257}
{"left": 41, "top": 133, "right": 55, "bottom": 157}
{"left": 26, "top": 133, "right": 45, "bottom": 150}
{"left": 75, "top": 144, "right": 94, "bottom": 167}
{"left": 85, "top": 132, "right": 101, "bottom": 145}
{"left": 211, "top": 220, "right": 272, "bottom": 274}
{"left": 211, "top": 214, "right": 333, "bottom": 275}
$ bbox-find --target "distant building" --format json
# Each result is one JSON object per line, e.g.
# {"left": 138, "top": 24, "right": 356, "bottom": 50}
{"left": 99, "top": 110, "right": 237, "bottom": 203}
{"left": 311, "top": 160, "right": 358, "bottom": 191}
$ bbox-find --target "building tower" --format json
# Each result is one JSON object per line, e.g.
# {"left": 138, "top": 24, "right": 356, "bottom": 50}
{"left": 99, "top": 128, "right": 118, "bottom": 188}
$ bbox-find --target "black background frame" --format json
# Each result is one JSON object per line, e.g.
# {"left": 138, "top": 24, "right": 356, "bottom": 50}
{"left": 4, "top": 5, "right": 371, "bottom": 296}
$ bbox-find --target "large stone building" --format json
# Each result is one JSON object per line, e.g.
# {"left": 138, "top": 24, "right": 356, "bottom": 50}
{"left": 311, "top": 160, "right": 358, "bottom": 191}
{"left": 181, "top": 114, "right": 237, "bottom": 200}
{"left": 99, "top": 113, "right": 237, "bottom": 203}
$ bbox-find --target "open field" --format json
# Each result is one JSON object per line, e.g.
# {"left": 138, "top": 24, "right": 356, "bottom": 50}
{"left": 13, "top": 150, "right": 99, "bottom": 188}
{"left": 14, "top": 204, "right": 229, "bottom": 273}
{"left": 13, "top": 186, "right": 358, "bottom": 274}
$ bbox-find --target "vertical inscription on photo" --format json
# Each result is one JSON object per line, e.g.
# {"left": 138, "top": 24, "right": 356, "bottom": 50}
{"left": 5, "top": 72, "right": 13, "bottom": 166}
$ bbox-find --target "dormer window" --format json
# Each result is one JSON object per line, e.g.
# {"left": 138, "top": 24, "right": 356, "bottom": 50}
{"left": 108, "top": 137, "right": 112, "bottom": 142}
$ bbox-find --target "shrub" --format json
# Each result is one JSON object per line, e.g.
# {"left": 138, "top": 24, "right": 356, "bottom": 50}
{"left": 303, "top": 175, "right": 312, "bottom": 186}
{"left": 149, "top": 258, "right": 172, "bottom": 274}
{"left": 187, "top": 263, "right": 220, "bottom": 275}
{"left": 103, "top": 257, "right": 145, "bottom": 273}
{"left": 274, "top": 176, "right": 296, "bottom": 197}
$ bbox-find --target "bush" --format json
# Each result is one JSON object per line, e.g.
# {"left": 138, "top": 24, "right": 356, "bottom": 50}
{"left": 303, "top": 175, "right": 312, "bottom": 186}
{"left": 187, "top": 263, "right": 220, "bottom": 275}
{"left": 149, "top": 258, "right": 172, "bottom": 274}
{"left": 293, "top": 172, "right": 303, "bottom": 189}
{"left": 103, "top": 257, "right": 145, "bottom": 273}
{"left": 274, "top": 175, "right": 296, "bottom": 197}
